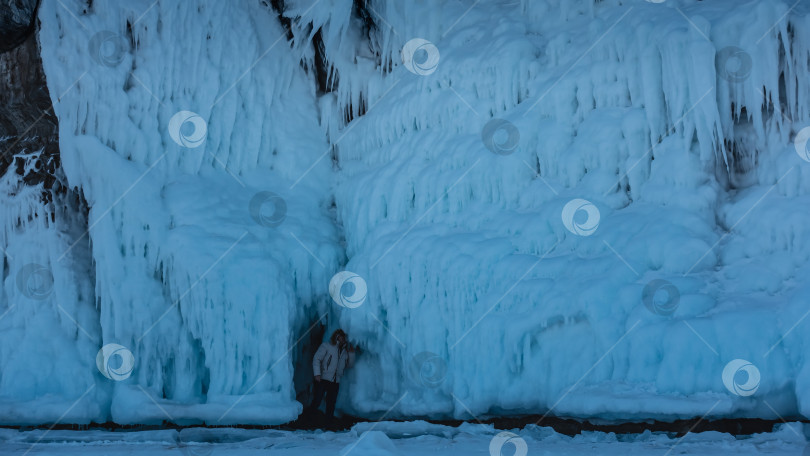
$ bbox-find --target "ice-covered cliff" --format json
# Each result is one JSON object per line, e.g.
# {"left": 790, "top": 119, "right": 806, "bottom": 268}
{"left": 324, "top": 0, "right": 810, "bottom": 422}
{"left": 0, "top": 0, "right": 809, "bottom": 425}
{"left": 8, "top": 0, "right": 344, "bottom": 425}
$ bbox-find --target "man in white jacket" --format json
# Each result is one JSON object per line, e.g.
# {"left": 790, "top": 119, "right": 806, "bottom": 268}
{"left": 307, "top": 329, "right": 356, "bottom": 418}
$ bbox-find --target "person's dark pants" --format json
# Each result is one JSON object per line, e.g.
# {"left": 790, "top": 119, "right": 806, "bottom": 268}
{"left": 309, "top": 379, "right": 340, "bottom": 417}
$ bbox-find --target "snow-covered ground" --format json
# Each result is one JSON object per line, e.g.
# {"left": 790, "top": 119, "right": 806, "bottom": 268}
{"left": 1, "top": 421, "right": 808, "bottom": 455}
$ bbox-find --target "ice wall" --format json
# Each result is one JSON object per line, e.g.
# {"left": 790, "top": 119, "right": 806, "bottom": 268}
{"left": 4, "top": 0, "right": 809, "bottom": 425}
{"left": 18, "top": 0, "right": 343, "bottom": 424}
{"left": 313, "top": 0, "right": 810, "bottom": 421}
{"left": 0, "top": 3, "right": 101, "bottom": 425}
{"left": 0, "top": 147, "right": 100, "bottom": 425}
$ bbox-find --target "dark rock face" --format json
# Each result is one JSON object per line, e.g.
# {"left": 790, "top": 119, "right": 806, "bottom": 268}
{"left": 0, "top": 0, "right": 39, "bottom": 53}
{"left": 0, "top": 0, "right": 66, "bottom": 200}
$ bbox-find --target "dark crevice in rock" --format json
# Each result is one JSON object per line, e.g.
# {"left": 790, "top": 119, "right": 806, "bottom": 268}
{"left": 0, "top": 16, "right": 58, "bottom": 192}
{"left": 311, "top": 27, "right": 331, "bottom": 94}
{"left": 0, "top": 0, "right": 87, "bottom": 217}
{"left": 267, "top": 0, "right": 294, "bottom": 42}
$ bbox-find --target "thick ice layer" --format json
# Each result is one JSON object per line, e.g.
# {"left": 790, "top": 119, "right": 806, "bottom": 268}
{"left": 12, "top": 0, "right": 342, "bottom": 424}
{"left": 320, "top": 0, "right": 810, "bottom": 420}
{"left": 0, "top": 147, "right": 100, "bottom": 424}
{"left": 4, "top": 0, "right": 809, "bottom": 425}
